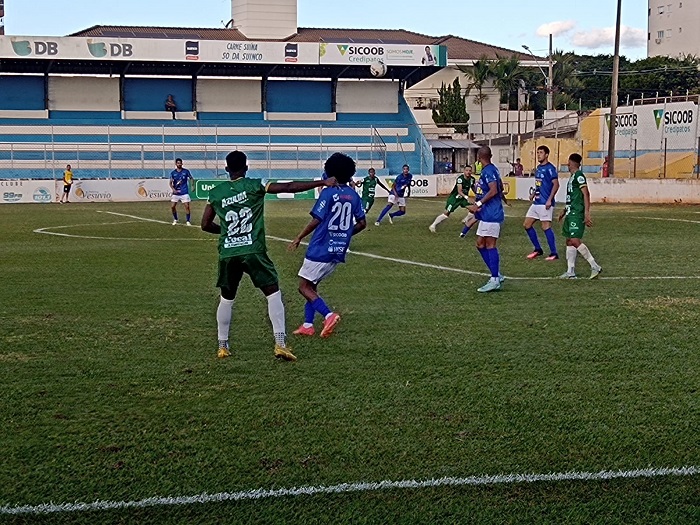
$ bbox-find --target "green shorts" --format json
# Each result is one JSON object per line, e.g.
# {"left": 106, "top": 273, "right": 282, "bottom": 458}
{"left": 362, "top": 196, "right": 375, "bottom": 211}
{"left": 563, "top": 215, "right": 585, "bottom": 239}
{"left": 217, "top": 252, "right": 278, "bottom": 291}
{"left": 445, "top": 195, "right": 469, "bottom": 213}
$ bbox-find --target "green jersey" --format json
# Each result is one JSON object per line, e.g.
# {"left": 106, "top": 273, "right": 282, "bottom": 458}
{"left": 362, "top": 176, "right": 379, "bottom": 199}
{"left": 449, "top": 174, "right": 474, "bottom": 198}
{"left": 208, "top": 177, "right": 268, "bottom": 259}
{"left": 565, "top": 170, "right": 587, "bottom": 217}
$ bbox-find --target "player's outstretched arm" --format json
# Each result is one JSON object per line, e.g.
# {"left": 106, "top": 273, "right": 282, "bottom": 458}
{"left": 268, "top": 178, "right": 336, "bottom": 194}
{"left": 288, "top": 218, "right": 321, "bottom": 251}
{"left": 200, "top": 204, "right": 221, "bottom": 234}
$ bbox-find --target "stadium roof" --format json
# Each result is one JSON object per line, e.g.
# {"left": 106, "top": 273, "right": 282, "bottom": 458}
{"left": 69, "top": 25, "right": 537, "bottom": 62}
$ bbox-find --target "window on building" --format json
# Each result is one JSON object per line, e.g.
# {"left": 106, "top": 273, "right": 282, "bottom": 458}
{"left": 679, "top": 2, "right": 682, "bottom": 7}
{"left": 658, "top": 6, "right": 664, "bottom": 14}
{"left": 679, "top": 27, "right": 682, "bottom": 33}
{"left": 667, "top": 4, "right": 672, "bottom": 12}
{"left": 666, "top": 28, "right": 672, "bottom": 38}
{"left": 657, "top": 30, "right": 665, "bottom": 39}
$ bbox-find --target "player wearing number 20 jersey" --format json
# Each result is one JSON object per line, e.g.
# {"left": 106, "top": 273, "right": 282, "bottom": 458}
{"left": 289, "top": 153, "right": 366, "bottom": 339}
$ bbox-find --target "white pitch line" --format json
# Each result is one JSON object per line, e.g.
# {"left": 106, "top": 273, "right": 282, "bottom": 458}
{"left": 1, "top": 466, "right": 697, "bottom": 516}
{"left": 632, "top": 216, "right": 700, "bottom": 225}
{"left": 35, "top": 211, "right": 700, "bottom": 281}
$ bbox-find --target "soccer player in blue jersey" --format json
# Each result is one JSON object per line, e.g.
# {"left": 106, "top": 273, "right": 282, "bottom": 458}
{"left": 375, "top": 164, "right": 412, "bottom": 225}
{"left": 524, "top": 145, "right": 560, "bottom": 260}
{"left": 289, "top": 153, "right": 367, "bottom": 338}
{"left": 467, "top": 146, "right": 505, "bottom": 292}
{"left": 170, "top": 158, "right": 194, "bottom": 226}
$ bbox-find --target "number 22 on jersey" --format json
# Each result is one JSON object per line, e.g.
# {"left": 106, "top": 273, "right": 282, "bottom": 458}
{"left": 224, "top": 207, "right": 253, "bottom": 248}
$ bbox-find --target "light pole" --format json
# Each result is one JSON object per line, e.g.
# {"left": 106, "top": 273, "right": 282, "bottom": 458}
{"left": 607, "top": 0, "right": 623, "bottom": 178}
{"left": 522, "top": 38, "right": 553, "bottom": 111}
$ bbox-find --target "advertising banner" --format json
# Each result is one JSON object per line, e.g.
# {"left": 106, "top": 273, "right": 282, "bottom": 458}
{"left": 193, "top": 179, "right": 317, "bottom": 201}
{"left": 352, "top": 175, "right": 438, "bottom": 198}
{"left": 57, "top": 179, "right": 172, "bottom": 203}
{"left": 0, "top": 179, "right": 53, "bottom": 204}
{"left": 0, "top": 36, "right": 319, "bottom": 64}
{"left": 320, "top": 43, "right": 446, "bottom": 67}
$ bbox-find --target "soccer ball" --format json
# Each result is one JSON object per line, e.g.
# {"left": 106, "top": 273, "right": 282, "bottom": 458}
{"left": 370, "top": 60, "right": 387, "bottom": 78}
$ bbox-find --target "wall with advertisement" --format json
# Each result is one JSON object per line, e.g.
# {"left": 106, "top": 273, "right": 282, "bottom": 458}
{"left": 0, "top": 180, "right": 54, "bottom": 204}
{"left": 319, "top": 43, "right": 446, "bottom": 67}
{"left": 351, "top": 175, "right": 438, "bottom": 198}
{"left": 0, "top": 35, "right": 447, "bottom": 67}
{"left": 58, "top": 179, "right": 172, "bottom": 203}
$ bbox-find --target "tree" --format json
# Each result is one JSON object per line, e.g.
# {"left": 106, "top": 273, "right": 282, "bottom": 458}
{"left": 492, "top": 54, "right": 526, "bottom": 133}
{"left": 431, "top": 77, "right": 470, "bottom": 133}
{"left": 458, "top": 57, "right": 494, "bottom": 134}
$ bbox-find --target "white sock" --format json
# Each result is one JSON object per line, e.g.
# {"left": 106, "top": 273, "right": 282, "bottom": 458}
{"left": 566, "top": 246, "right": 577, "bottom": 273}
{"left": 266, "top": 291, "right": 287, "bottom": 347}
{"left": 217, "top": 297, "right": 234, "bottom": 342}
{"left": 431, "top": 214, "right": 449, "bottom": 228}
{"left": 577, "top": 243, "right": 598, "bottom": 268}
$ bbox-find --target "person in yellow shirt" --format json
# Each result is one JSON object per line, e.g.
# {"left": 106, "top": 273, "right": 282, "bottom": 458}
{"left": 60, "top": 165, "right": 73, "bottom": 203}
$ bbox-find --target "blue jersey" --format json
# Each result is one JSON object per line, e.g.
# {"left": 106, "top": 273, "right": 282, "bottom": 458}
{"left": 475, "top": 164, "right": 504, "bottom": 223}
{"left": 170, "top": 169, "right": 192, "bottom": 196}
{"left": 533, "top": 162, "right": 558, "bottom": 205}
{"left": 306, "top": 185, "right": 365, "bottom": 263}
{"left": 393, "top": 173, "right": 412, "bottom": 197}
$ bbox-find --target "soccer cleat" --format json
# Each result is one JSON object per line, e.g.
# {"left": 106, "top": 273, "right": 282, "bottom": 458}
{"left": 545, "top": 254, "right": 559, "bottom": 261}
{"left": 559, "top": 272, "right": 577, "bottom": 279}
{"left": 498, "top": 273, "right": 506, "bottom": 284}
{"left": 477, "top": 280, "right": 501, "bottom": 293}
{"left": 293, "top": 325, "right": 315, "bottom": 336}
{"left": 374, "top": 221, "right": 381, "bottom": 226}
{"left": 186, "top": 221, "right": 192, "bottom": 226}
{"left": 217, "top": 346, "right": 231, "bottom": 358}
{"left": 388, "top": 215, "right": 394, "bottom": 224}
{"left": 459, "top": 233, "right": 466, "bottom": 238}
{"left": 320, "top": 312, "right": 341, "bottom": 338}
{"left": 429, "top": 225, "right": 436, "bottom": 233}
{"left": 274, "top": 345, "right": 297, "bottom": 361}
{"left": 590, "top": 266, "right": 603, "bottom": 280}
{"left": 526, "top": 249, "right": 543, "bottom": 259}
{"left": 172, "top": 220, "right": 177, "bottom": 226}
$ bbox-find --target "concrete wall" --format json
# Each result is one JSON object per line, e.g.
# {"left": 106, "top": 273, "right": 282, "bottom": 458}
{"left": 433, "top": 174, "right": 700, "bottom": 203}
{"left": 49, "top": 77, "right": 120, "bottom": 111}
{"left": 336, "top": 81, "right": 399, "bottom": 113}
{"left": 196, "top": 79, "right": 261, "bottom": 112}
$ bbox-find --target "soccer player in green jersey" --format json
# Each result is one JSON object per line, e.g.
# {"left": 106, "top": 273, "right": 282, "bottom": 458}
{"left": 558, "top": 153, "right": 603, "bottom": 280}
{"left": 429, "top": 166, "right": 475, "bottom": 233}
{"left": 201, "top": 150, "right": 336, "bottom": 361}
{"left": 359, "top": 167, "right": 389, "bottom": 213}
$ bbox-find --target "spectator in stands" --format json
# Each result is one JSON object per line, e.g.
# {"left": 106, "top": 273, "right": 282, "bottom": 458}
{"left": 443, "top": 157, "right": 453, "bottom": 173}
{"left": 165, "top": 94, "right": 177, "bottom": 119}
{"left": 59, "top": 164, "right": 73, "bottom": 203}
{"left": 510, "top": 158, "right": 524, "bottom": 177}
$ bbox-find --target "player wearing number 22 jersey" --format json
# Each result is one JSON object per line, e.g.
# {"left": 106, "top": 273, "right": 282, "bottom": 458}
{"left": 289, "top": 153, "right": 366, "bottom": 339}
{"left": 202, "top": 150, "right": 335, "bottom": 362}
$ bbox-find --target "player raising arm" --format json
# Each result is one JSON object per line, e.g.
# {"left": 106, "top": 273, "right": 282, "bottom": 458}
{"left": 288, "top": 153, "right": 366, "bottom": 338}
{"left": 201, "top": 150, "right": 336, "bottom": 362}
{"left": 558, "top": 153, "right": 603, "bottom": 279}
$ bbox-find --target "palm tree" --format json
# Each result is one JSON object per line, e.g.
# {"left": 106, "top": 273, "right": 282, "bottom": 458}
{"left": 550, "top": 50, "right": 585, "bottom": 110}
{"left": 458, "top": 57, "right": 494, "bottom": 135}
{"left": 492, "top": 55, "right": 526, "bottom": 135}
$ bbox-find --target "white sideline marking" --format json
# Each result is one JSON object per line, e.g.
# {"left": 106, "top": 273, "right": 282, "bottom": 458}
{"left": 1, "top": 466, "right": 697, "bottom": 516}
{"left": 632, "top": 216, "right": 700, "bottom": 225}
{"left": 34, "top": 211, "right": 700, "bottom": 281}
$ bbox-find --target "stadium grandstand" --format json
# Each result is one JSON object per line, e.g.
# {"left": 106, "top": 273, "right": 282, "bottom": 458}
{"left": 0, "top": 0, "right": 535, "bottom": 182}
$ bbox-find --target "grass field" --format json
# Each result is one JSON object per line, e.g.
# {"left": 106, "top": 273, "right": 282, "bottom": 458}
{"left": 1, "top": 198, "right": 699, "bottom": 524}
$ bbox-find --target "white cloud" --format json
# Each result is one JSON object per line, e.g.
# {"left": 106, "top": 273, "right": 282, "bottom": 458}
{"left": 571, "top": 26, "right": 647, "bottom": 49}
{"left": 536, "top": 20, "right": 576, "bottom": 38}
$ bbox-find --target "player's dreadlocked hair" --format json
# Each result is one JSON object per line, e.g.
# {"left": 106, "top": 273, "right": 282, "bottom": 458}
{"left": 324, "top": 152, "right": 356, "bottom": 184}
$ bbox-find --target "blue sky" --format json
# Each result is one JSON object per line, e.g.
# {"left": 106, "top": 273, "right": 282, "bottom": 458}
{"left": 5, "top": 0, "right": 648, "bottom": 59}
